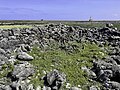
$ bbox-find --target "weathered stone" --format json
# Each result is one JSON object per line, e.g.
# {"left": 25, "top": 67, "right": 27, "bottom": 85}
{"left": 16, "top": 52, "right": 34, "bottom": 61}
{"left": 43, "top": 86, "right": 51, "bottom": 90}
{"left": 81, "top": 66, "right": 96, "bottom": 79}
{"left": 28, "top": 84, "right": 35, "bottom": 90}
{"left": 70, "top": 87, "right": 81, "bottom": 90}
{"left": 36, "top": 85, "right": 41, "bottom": 90}
{"left": 11, "top": 62, "right": 35, "bottom": 79}
{"left": 0, "top": 48, "right": 6, "bottom": 55}
{"left": 106, "top": 23, "right": 113, "bottom": 28}
{"left": 44, "top": 69, "right": 66, "bottom": 90}
{"left": 89, "top": 86, "right": 98, "bottom": 90}
{"left": 108, "top": 81, "right": 120, "bottom": 89}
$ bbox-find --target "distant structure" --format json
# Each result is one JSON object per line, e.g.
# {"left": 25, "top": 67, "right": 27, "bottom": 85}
{"left": 41, "top": 19, "right": 44, "bottom": 21}
{"left": 89, "top": 17, "right": 93, "bottom": 22}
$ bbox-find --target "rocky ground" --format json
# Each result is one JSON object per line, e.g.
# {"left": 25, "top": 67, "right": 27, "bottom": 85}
{"left": 0, "top": 23, "right": 120, "bottom": 90}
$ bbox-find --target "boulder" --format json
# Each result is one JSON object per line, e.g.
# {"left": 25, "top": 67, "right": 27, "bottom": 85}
{"left": 16, "top": 52, "right": 34, "bottom": 61}
{"left": 81, "top": 66, "right": 96, "bottom": 79}
{"left": 11, "top": 61, "right": 35, "bottom": 80}
{"left": 44, "top": 69, "right": 66, "bottom": 90}
{"left": 108, "top": 81, "right": 120, "bottom": 89}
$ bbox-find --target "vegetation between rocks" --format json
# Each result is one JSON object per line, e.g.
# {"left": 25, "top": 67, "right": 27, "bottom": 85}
{"left": 29, "top": 41, "right": 107, "bottom": 89}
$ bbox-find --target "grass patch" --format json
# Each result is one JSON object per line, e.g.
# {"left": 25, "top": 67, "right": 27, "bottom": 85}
{"left": 0, "top": 25, "right": 32, "bottom": 29}
{"left": 28, "top": 41, "right": 107, "bottom": 89}
{"left": 66, "top": 22, "right": 105, "bottom": 28}
{"left": 0, "top": 63, "right": 14, "bottom": 78}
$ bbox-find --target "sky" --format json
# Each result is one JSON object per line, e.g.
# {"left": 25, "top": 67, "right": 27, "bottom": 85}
{"left": 0, "top": 0, "right": 120, "bottom": 20}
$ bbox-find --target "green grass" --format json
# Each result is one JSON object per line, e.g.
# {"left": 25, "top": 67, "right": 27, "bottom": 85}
{"left": 64, "top": 22, "right": 120, "bottom": 29}
{"left": 28, "top": 41, "right": 107, "bottom": 89}
{"left": 0, "top": 21, "right": 120, "bottom": 29}
{"left": 0, "top": 63, "right": 14, "bottom": 78}
{"left": 65, "top": 22, "right": 105, "bottom": 28}
{"left": 0, "top": 25, "right": 32, "bottom": 29}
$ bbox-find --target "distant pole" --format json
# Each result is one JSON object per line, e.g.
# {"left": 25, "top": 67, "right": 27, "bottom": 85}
{"left": 89, "top": 17, "right": 92, "bottom": 22}
{"left": 89, "top": 17, "right": 93, "bottom": 27}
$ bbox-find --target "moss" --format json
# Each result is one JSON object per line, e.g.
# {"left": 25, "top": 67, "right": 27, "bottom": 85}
{"left": 29, "top": 41, "right": 107, "bottom": 88}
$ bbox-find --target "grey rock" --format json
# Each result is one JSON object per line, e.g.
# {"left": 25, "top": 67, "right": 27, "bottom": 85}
{"left": 0, "top": 38, "right": 9, "bottom": 49}
{"left": 16, "top": 52, "right": 34, "bottom": 61}
{"left": 70, "top": 87, "right": 81, "bottom": 90}
{"left": 11, "top": 80, "right": 29, "bottom": 90}
{"left": 3, "top": 85, "right": 12, "bottom": 90}
{"left": 108, "top": 81, "right": 120, "bottom": 89}
{"left": 81, "top": 66, "right": 96, "bottom": 79}
{"left": 8, "top": 36, "right": 16, "bottom": 40}
{"left": 43, "top": 86, "right": 51, "bottom": 90}
{"left": 106, "top": 23, "right": 113, "bottom": 28}
{"left": 11, "top": 28, "right": 20, "bottom": 36}
{"left": 8, "top": 58, "right": 16, "bottom": 64}
{"left": 28, "top": 84, "right": 35, "bottom": 90}
{"left": 0, "top": 55, "right": 8, "bottom": 65}
{"left": 47, "top": 69, "right": 66, "bottom": 85}
{"left": 18, "top": 44, "right": 31, "bottom": 52}
{"left": 36, "top": 85, "right": 41, "bottom": 90}
{"left": 2, "top": 30, "right": 9, "bottom": 38}
{"left": 44, "top": 69, "right": 66, "bottom": 90}
{"left": 111, "top": 55, "right": 120, "bottom": 64}
{"left": 0, "top": 48, "right": 6, "bottom": 56}
{"left": 11, "top": 62, "right": 35, "bottom": 79}
{"left": 10, "top": 81, "right": 19, "bottom": 90}
{"left": 89, "top": 86, "right": 98, "bottom": 90}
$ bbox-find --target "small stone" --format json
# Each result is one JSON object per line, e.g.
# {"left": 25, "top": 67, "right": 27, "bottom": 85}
{"left": 89, "top": 86, "right": 98, "bottom": 90}
{"left": 106, "top": 23, "right": 113, "bottom": 28}
{"left": 28, "top": 84, "right": 34, "bottom": 90}
{"left": 43, "top": 86, "right": 51, "bottom": 90}
{"left": 70, "top": 87, "right": 81, "bottom": 90}
{"left": 66, "top": 83, "right": 71, "bottom": 89}
{"left": 36, "top": 85, "right": 41, "bottom": 90}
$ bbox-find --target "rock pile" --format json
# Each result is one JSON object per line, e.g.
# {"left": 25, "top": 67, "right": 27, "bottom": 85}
{"left": 0, "top": 23, "right": 120, "bottom": 89}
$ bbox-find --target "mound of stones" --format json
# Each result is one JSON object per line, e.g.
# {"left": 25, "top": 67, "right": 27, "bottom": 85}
{"left": 0, "top": 23, "right": 120, "bottom": 90}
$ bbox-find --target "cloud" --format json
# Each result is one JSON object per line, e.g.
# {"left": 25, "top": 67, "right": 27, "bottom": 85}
{"left": 0, "top": 7, "right": 45, "bottom": 14}
{"left": 0, "top": 7, "right": 47, "bottom": 20}
{"left": 113, "top": 14, "right": 119, "bottom": 17}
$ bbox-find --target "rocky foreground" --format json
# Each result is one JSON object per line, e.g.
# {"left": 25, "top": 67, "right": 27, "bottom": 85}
{"left": 0, "top": 23, "right": 120, "bottom": 90}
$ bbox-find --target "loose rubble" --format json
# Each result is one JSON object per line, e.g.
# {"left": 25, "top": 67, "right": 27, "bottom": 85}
{"left": 0, "top": 23, "right": 120, "bottom": 89}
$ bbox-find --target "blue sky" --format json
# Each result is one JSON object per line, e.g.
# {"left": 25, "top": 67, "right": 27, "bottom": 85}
{"left": 0, "top": 0, "right": 120, "bottom": 20}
